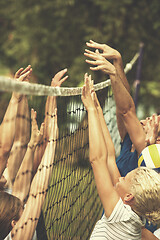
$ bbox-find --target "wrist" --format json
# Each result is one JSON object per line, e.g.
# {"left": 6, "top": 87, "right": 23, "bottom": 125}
{"left": 28, "top": 142, "right": 36, "bottom": 150}
{"left": 97, "top": 107, "right": 103, "bottom": 114}
{"left": 87, "top": 107, "right": 97, "bottom": 112}
{"left": 113, "top": 52, "right": 122, "bottom": 65}
{"left": 11, "top": 94, "right": 23, "bottom": 103}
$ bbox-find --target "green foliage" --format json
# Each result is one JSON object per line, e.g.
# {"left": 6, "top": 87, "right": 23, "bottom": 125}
{"left": 0, "top": 0, "right": 160, "bottom": 114}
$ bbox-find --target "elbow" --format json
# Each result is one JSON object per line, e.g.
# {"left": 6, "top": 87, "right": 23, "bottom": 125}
{"left": 0, "top": 146, "right": 10, "bottom": 159}
{"left": 90, "top": 154, "right": 107, "bottom": 166}
{"left": 118, "top": 105, "right": 136, "bottom": 120}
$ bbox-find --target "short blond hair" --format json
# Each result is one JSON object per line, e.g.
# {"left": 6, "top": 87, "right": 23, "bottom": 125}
{"left": 130, "top": 167, "right": 160, "bottom": 225}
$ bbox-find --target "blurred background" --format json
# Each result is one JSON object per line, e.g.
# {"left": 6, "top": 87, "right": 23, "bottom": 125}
{"left": 0, "top": 0, "right": 160, "bottom": 120}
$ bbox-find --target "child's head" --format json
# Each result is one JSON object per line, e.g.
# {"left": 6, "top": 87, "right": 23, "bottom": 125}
{"left": 0, "top": 191, "right": 23, "bottom": 239}
{"left": 116, "top": 167, "right": 160, "bottom": 225}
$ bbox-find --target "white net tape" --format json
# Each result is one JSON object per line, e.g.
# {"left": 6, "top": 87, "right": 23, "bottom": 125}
{"left": 0, "top": 53, "right": 139, "bottom": 96}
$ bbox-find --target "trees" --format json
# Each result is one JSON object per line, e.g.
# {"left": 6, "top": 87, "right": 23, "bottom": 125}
{"left": 0, "top": 0, "right": 160, "bottom": 115}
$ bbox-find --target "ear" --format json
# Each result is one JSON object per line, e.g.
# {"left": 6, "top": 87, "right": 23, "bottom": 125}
{"left": 11, "top": 220, "right": 17, "bottom": 228}
{"left": 124, "top": 193, "right": 134, "bottom": 204}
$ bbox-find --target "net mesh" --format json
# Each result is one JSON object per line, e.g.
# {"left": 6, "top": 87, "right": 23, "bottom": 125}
{"left": 41, "top": 87, "right": 120, "bottom": 240}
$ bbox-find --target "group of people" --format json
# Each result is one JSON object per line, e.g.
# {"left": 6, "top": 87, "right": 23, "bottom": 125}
{"left": 0, "top": 40, "right": 160, "bottom": 240}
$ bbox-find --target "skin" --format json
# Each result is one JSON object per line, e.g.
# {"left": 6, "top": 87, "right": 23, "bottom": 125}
{"left": 0, "top": 68, "right": 32, "bottom": 177}
{"left": 82, "top": 73, "right": 159, "bottom": 240}
{"left": 33, "top": 68, "right": 68, "bottom": 173}
{"left": 84, "top": 40, "right": 160, "bottom": 155}
{"left": 84, "top": 41, "right": 159, "bottom": 239}
{"left": 12, "top": 109, "right": 44, "bottom": 203}
{"left": 11, "top": 108, "right": 58, "bottom": 240}
{"left": 81, "top": 73, "right": 134, "bottom": 218}
{"left": 7, "top": 66, "right": 32, "bottom": 186}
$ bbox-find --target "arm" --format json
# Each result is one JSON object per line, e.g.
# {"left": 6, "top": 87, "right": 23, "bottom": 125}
{"left": 91, "top": 87, "right": 120, "bottom": 185}
{"left": 84, "top": 46, "right": 146, "bottom": 155}
{"left": 81, "top": 73, "right": 120, "bottom": 218}
{"left": 11, "top": 108, "right": 57, "bottom": 240}
{"left": 85, "top": 40, "right": 130, "bottom": 140}
{"left": 7, "top": 66, "right": 32, "bottom": 185}
{"left": 110, "top": 71, "right": 146, "bottom": 155}
{"left": 141, "top": 228, "right": 159, "bottom": 240}
{"left": 0, "top": 69, "right": 32, "bottom": 177}
{"left": 33, "top": 68, "right": 68, "bottom": 173}
{"left": 12, "top": 109, "right": 44, "bottom": 203}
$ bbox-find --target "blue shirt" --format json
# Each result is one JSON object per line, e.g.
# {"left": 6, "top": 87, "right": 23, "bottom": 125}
{"left": 116, "top": 133, "right": 138, "bottom": 177}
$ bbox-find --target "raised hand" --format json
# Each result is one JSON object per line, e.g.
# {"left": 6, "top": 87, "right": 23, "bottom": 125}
{"left": 84, "top": 49, "right": 116, "bottom": 75}
{"left": 81, "top": 73, "right": 95, "bottom": 111}
{"left": 13, "top": 66, "right": 32, "bottom": 101}
{"left": 51, "top": 68, "right": 68, "bottom": 87}
{"left": 29, "top": 109, "right": 44, "bottom": 150}
{"left": 85, "top": 40, "right": 121, "bottom": 60}
{"left": 145, "top": 114, "right": 160, "bottom": 146}
{"left": 14, "top": 65, "right": 32, "bottom": 82}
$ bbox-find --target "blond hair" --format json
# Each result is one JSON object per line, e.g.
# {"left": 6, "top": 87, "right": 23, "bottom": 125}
{"left": 0, "top": 191, "right": 22, "bottom": 239}
{"left": 130, "top": 167, "right": 160, "bottom": 225}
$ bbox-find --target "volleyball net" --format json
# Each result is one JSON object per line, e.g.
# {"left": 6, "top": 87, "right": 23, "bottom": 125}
{"left": 0, "top": 53, "right": 139, "bottom": 240}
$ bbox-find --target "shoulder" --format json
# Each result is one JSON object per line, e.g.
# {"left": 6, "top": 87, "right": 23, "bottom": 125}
{"left": 90, "top": 199, "right": 144, "bottom": 239}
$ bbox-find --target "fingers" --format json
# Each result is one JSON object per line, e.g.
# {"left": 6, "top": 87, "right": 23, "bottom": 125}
{"left": 31, "top": 108, "right": 37, "bottom": 121}
{"left": 84, "top": 49, "right": 103, "bottom": 61}
{"left": 18, "top": 69, "right": 32, "bottom": 82}
{"left": 58, "top": 75, "right": 69, "bottom": 86}
{"left": 85, "top": 59, "right": 98, "bottom": 66}
{"left": 86, "top": 40, "right": 103, "bottom": 50}
{"left": 14, "top": 68, "right": 24, "bottom": 78}
{"left": 31, "top": 109, "right": 38, "bottom": 131}
{"left": 51, "top": 68, "right": 68, "bottom": 87}
{"left": 14, "top": 65, "right": 32, "bottom": 80}
{"left": 21, "top": 65, "right": 32, "bottom": 75}
{"left": 39, "top": 122, "right": 45, "bottom": 136}
{"left": 90, "top": 65, "right": 106, "bottom": 71}
{"left": 82, "top": 85, "right": 86, "bottom": 98}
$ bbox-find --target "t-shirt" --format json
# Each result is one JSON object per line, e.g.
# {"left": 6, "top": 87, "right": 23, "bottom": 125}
{"left": 90, "top": 198, "right": 145, "bottom": 240}
{"left": 116, "top": 134, "right": 138, "bottom": 177}
{"left": 115, "top": 133, "right": 157, "bottom": 233}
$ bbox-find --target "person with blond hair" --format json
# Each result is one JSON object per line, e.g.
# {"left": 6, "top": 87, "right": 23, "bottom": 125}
{"left": 81, "top": 73, "right": 160, "bottom": 240}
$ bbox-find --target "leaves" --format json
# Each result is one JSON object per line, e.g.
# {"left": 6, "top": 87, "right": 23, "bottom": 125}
{"left": 0, "top": 0, "right": 160, "bottom": 116}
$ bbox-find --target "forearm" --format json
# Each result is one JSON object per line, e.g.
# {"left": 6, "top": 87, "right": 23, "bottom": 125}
{"left": 110, "top": 72, "right": 135, "bottom": 115}
{"left": 0, "top": 95, "right": 19, "bottom": 153}
{"left": 14, "top": 95, "right": 30, "bottom": 143}
{"left": 97, "top": 107, "right": 120, "bottom": 185}
{"left": 88, "top": 108, "right": 107, "bottom": 163}
{"left": 88, "top": 107, "right": 118, "bottom": 215}
{"left": 141, "top": 228, "right": 159, "bottom": 240}
{"left": 12, "top": 143, "right": 35, "bottom": 202}
{"left": 0, "top": 95, "right": 20, "bottom": 176}
{"left": 12, "top": 192, "right": 46, "bottom": 240}
{"left": 113, "top": 54, "right": 130, "bottom": 93}
{"left": 30, "top": 140, "right": 56, "bottom": 195}
{"left": 110, "top": 72, "right": 146, "bottom": 154}
{"left": 97, "top": 107, "right": 115, "bottom": 155}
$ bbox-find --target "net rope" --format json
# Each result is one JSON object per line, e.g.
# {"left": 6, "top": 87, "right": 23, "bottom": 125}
{"left": 0, "top": 53, "right": 139, "bottom": 240}
{"left": 0, "top": 52, "right": 139, "bottom": 96}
